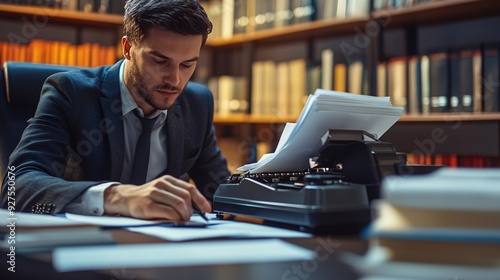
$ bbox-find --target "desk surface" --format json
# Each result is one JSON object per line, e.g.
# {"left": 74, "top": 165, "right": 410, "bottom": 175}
{"left": 1, "top": 229, "right": 367, "bottom": 280}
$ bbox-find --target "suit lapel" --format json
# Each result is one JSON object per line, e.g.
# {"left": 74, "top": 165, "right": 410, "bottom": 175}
{"left": 166, "top": 103, "right": 184, "bottom": 177}
{"left": 100, "top": 61, "right": 125, "bottom": 181}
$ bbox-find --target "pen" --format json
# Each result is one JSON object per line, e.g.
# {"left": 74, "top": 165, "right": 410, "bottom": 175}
{"left": 192, "top": 203, "right": 209, "bottom": 222}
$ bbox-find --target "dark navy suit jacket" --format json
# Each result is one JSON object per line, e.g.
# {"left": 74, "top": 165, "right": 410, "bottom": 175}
{"left": 2, "top": 60, "right": 230, "bottom": 213}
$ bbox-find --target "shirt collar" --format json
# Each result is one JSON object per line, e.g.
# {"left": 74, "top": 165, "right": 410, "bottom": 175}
{"left": 119, "top": 60, "right": 168, "bottom": 120}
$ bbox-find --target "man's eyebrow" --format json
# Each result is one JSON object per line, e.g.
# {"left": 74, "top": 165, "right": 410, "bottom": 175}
{"left": 149, "top": 50, "right": 199, "bottom": 63}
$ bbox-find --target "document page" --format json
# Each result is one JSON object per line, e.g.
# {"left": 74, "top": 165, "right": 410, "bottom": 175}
{"left": 127, "top": 214, "right": 311, "bottom": 241}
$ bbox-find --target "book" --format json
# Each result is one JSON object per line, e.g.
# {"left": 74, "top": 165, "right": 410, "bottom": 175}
{"left": 276, "top": 61, "right": 291, "bottom": 116}
{"left": 458, "top": 50, "right": 474, "bottom": 112}
{"left": 232, "top": 0, "right": 247, "bottom": 34}
{"left": 387, "top": 56, "right": 407, "bottom": 108}
{"left": 380, "top": 167, "right": 500, "bottom": 211}
{"left": 483, "top": 47, "right": 499, "bottom": 112}
{"left": 369, "top": 230, "right": 500, "bottom": 266}
{"left": 346, "top": 0, "right": 370, "bottom": 18}
{"left": 263, "top": 60, "right": 277, "bottom": 115}
{"left": 290, "top": 0, "right": 316, "bottom": 25}
{"left": 376, "top": 61, "right": 387, "bottom": 97}
{"left": 347, "top": 247, "right": 500, "bottom": 280}
{"left": 419, "top": 55, "right": 430, "bottom": 114}
{"left": 372, "top": 201, "right": 500, "bottom": 231}
{"left": 333, "top": 61, "right": 347, "bottom": 92}
{"left": 347, "top": 56, "right": 365, "bottom": 95}
{"left": 472, "top": 49, "right": 482, "bottom": 112}
{"left": 289, "top": 58, "right": 307, "bottom": 117}
{"left": 221, "top": 0, "right": 235, "bottom": 37}
{"left": 449, "top": 51, "right": 460, "bottom": 112}
{"left": 336, "top": 0, "right": 347, "bottom": 19}
{"left": 428, "top": 52, "right": 449, "bottom": 113}
{"left": 274, "top": 0, "right": 292, "bottom": 28}
{"left": 253, "top": 0, "right": 269, "bottom": 31}
{"left": 251, "top": 60, "right": 265, "bottom": 116}
{"left": 407, "top": 55, "right": 421, "bottom": 114}
{"left": 201, "top": 0, "right": 222, "bottom": 38}
{"left": 316, "top": 0, "right": 338, "bottom": 20}
{"left": 321, "top": 48, "right": 334, "bottom": 90}
{"left": 217, "top": 75, "right": 233, "bottom": 115}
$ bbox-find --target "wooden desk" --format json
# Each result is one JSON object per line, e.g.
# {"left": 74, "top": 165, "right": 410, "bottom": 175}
{"left": 1, "top": 229, "right": 367, "bottom": 280}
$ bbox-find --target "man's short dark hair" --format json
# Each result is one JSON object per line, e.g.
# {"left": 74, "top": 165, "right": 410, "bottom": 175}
{"left": 124, "top": 0, "right": 213, "bottom": 46}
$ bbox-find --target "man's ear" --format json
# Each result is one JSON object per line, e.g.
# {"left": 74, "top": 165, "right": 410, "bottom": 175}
{"left": 122, "top": 36, "right": 132, "bottom": 59}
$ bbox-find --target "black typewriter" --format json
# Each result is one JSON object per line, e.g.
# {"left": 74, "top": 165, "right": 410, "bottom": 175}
{"left": 213, "top": 130, "right": 439, "bottom": 233}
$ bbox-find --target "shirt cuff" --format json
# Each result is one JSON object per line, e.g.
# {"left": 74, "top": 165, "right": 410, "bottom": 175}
{"left": 79, "top": 182, "right": 120, "bottom": 215}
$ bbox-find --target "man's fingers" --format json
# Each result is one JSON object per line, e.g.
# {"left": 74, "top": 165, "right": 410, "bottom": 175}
{"left": 192, "top": 195, "right": 212, "bottom": 213}
{"left": 157, "top": 175, "right": 212, "bottom": 213}
{"left": 149, "top": 188, "right": 191, "bottom": 220}
{"left": 104, "top": 175, "right": 212, "bottom": 221}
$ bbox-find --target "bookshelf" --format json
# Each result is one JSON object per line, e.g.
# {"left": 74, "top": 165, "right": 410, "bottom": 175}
{"left": 199, "top": 0, "right": 500, "bottom": 169}
{"left": 0, "top": 2, "right": 123, "bottom": 66}
{"left": 0, "top": 3, "right": 123, "bottom": 26}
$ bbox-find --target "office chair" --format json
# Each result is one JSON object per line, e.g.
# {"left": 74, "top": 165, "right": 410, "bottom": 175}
{"left": 0, "top": 62, "right": 80, "bottom": 181}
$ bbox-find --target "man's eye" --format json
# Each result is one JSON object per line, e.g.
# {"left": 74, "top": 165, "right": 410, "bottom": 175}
{"left": 153, "top": 59, "right": 167, "bottom": 64}
{"left": 181, "top": 63, "right": 194, "bottom": 69}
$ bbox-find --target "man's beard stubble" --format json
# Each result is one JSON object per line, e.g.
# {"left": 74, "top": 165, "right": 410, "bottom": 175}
{"left": 129, "top": 60, "right": 181, "bottom": 111}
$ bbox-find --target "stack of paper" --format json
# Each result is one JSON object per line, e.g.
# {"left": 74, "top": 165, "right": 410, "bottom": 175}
{"left": 0, "top": 209, "right": 114, "bottom": 252}
{"left": 238, "top": 89, "right": 404, "bottom": 173}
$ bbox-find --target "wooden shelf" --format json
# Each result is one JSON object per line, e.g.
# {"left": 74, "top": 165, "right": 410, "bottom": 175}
{"left": 214, "top": 112, "right": 500, "bottom": 125}
{"left": 206, "top": 16, "right": 369, "bottom": 48}
{"left": 206, "top": 0, "right": 500, "bottom": 48}
{"left": 372, "top": 0, "right": 500, "bottom": 28}
{"left": 214, "top": 114, "right": 297, "bottom": 124}
{"left": 399, "top": 113, "right": 500, "bottom": 122}
{"left": 0, "top": 3, "right": 123, "bottom": 27}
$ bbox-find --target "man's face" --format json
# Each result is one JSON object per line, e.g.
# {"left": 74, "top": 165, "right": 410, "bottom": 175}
{"left": 123, "top": 28, "right": 202, "bottom": 116}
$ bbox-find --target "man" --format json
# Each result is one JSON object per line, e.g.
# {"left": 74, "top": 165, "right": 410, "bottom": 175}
{"left": 1, "top": 0, "right": 230, "bottom": 221}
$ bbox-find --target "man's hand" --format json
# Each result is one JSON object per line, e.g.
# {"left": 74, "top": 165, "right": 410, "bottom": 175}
{"left": 103, "top": 175, "right": 212, "bottom": 221}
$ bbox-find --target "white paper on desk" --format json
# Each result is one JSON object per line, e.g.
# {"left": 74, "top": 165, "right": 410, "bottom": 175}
{"left": 1, "top": 227, "right": 114, "bottom": 253}
{"left": 0, "top": 209, "right": 88, "bottom": 230}
{"left": 238, "top": 89, "right": 403, "bottom": 173}
{"left": 53, "top": 239, "right": 315, "bottom": 272}
{"left": 127, "top": 218, "right": 311, "bottom": 241}
{"left": 65, "top": 213, "right": 168, "bottom": 227}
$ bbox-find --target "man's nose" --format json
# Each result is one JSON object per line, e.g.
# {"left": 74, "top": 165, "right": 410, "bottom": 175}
{"left": 162, "top": 66, "right": 180, "bottom": 86}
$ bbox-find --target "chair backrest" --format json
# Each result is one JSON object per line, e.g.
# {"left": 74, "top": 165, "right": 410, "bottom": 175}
{"left": 0, "top": 62, "right": 81, "bottom": 180}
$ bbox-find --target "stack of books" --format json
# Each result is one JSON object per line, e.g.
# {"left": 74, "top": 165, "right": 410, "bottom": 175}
{"left": 344, "top": 167, "right": 500, "bottom": 280}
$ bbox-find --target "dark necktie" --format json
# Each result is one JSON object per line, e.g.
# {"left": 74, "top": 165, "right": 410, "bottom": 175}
{"left": 129, "top": 109, "right": 158, "bottom": 185}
